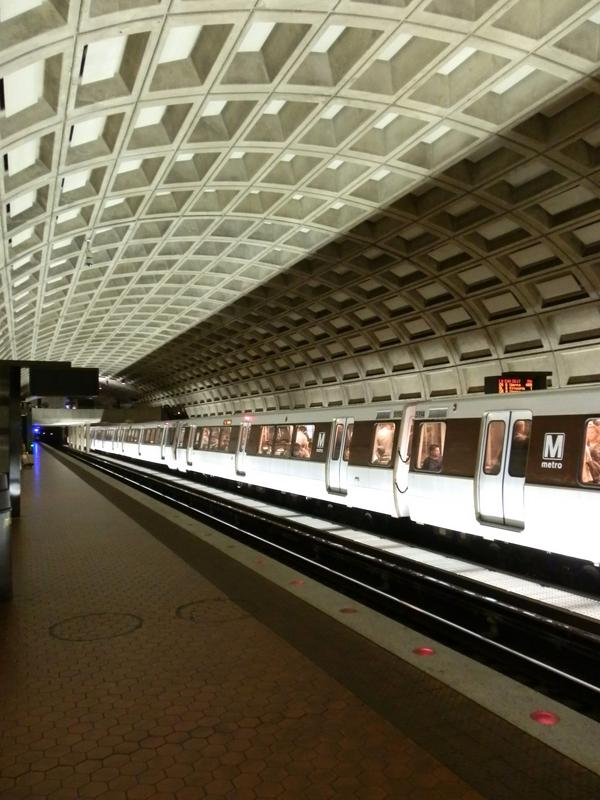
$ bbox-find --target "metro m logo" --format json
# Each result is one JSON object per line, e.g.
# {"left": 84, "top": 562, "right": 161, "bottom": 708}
{"left": 543, "top": 432, "right": 565, "bottom": 461}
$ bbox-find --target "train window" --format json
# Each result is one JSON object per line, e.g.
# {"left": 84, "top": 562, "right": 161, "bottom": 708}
{"left": 166, "top": 428, "right": 175, "bottom": 446}
{"left": 581, "top": 418, "right": 600, "bottom": 486}
{"left": 176, "top": 427, "right": 187, "bottom": 447}
{"left": 343, "top": 424, "right": 354, "bottom": 462}
{"left": 239, "top": 425, "right": 250, "bottom": 453}
{"left": 508, "top": 419, "right": 531, "bottom": 478}
{"left": 483, "top": 421, "right": 505, "bottom": 475}
{"left": 371, "top": 422, "right": 395, "bottom": 466}
{"left": 416, "top": 421, "right": 445, "bottom": 472}
{"left": 193, "top": 428, "right": 203, "bottom": 450}
{"left": 219, "top": 427, "right": 232, "bottom": 451}
{"left": 331, "top": 423, "right": 344, "bottom": 460}
{"left": 208, "top": 428, "right": 220, "bottom": 450}
{"left": 259, "top": 426, "right": 275, "bottom": 456}
{"left": 292, "top": 425, "right": 314, "bottom": 459}
{"left": 271, "top": 425, "right": 292, "bottom": 457}
{"left": 199, "top": 427, "right": 210, "bottom": 450}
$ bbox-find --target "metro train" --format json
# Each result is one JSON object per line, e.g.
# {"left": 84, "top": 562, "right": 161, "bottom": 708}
{"left": 68, "top": 385, "right": 600, "bottom": 565}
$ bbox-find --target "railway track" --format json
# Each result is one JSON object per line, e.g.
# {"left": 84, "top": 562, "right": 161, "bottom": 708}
{"left": 59, "top": 444, "right": 600, "bottom": 721}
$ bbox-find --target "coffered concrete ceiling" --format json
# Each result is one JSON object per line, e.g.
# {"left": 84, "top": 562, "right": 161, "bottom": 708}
{"left": 1, "top": 0, "right": 599, "bottom": 412}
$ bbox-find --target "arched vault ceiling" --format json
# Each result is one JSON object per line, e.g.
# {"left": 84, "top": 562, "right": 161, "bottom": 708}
{"left": 1, "top": 0, "right": 600, "bottom": 410}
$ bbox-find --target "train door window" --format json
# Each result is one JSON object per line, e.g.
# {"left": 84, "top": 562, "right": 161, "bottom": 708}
{"left": 483, "top": 421, "right": 505, "bottom": 475}
{"left": 343, "top": 424, "right": 354, "bottom": 462}
{"left": 272, "top": 425, "right": 293, "bottom": 457}
{"left": 239, "top": 425, "right": 250, "bottom": 453}
{"left": 219, "top": 427, "right": 232, "bottom": 451}
{"left": 166, "top": 428, "right": 175, "bottom": 446}
{"left": 193, "top": 428, "right": 203, "bottom": 450}
{"left": 416, "top": 422, "right": 445, "bottom": 472}
{"left": 371, "top": 422, "right": 396, "bottom": 466}
{"left": 508, "top": 419, "right": 531, "bottom": 478}
{"left": 292, "top": 425, "right": 314, "bottom": 459}
{"left": 259, "top": 426, "right": 275, "bottom": 455}
{"left": 200, "top": 428, "right": 210, "bottom": 450}
{"left": 331, "top": 424, "right": 344, "bottom": 460}
{"left": 177, "top": 427, "right": 187, "bottom": 447}
{"left": 581, "top": 418, "right": 600, "bottom": 486}
{"left": 208, "top": 428, "right": 220, "bottom": 450}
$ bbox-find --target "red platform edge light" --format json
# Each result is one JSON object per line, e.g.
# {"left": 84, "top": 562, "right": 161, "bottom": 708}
{"left": 339, "top": 607, "right": 358, "bottom": 614}
{"left": 289, "top": 579, "right": 305, "bottom": 586}
{"left": 413, "top": 646, "right": 435, "bottom": 656}
{"left": 530, "top": 710, "right": 560, "bottom": 726}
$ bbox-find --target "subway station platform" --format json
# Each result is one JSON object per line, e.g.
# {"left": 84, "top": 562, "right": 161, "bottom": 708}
{"left": 2, "top": 447, "right": 600, "bottom": 800}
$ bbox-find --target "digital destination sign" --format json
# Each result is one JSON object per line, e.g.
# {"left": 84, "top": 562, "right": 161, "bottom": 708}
{"left": 484, "top": 373, "right": 548, "bottom": 394}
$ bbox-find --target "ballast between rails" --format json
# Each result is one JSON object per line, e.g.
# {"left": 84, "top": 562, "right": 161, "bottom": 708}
{"left": 59, "top": 444, "right": 600, "bottom": 719}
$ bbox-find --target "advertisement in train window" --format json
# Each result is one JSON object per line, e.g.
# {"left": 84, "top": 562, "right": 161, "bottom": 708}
{"left": 581, "top": 419, "right": 600, "bottom": 486}
{"left": 293, "top": 425, "right": 313, "bottom": 459}
{"left": 371, "top": 422, "right": 395, "bottom": 466}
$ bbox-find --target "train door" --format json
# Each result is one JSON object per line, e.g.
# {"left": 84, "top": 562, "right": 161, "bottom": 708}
{"left": 236, "top": 423, "right": 250, "bottom": 476}
{"left": 476, "top": 411, "right": 531, "bottom": 529}
{"left": 186, "top": 426, "right": 195, "bottom": 467}
{"left": 160, "top": 427, "right": 169, "bottom": 461}
{"left": 393, "top": 407, "right": 415, "bottom": 515}
{"left": 326, "top": 418, "right": 352, "bottom": 495}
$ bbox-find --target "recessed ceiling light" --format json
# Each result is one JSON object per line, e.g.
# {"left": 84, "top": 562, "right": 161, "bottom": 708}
{"left": 80, "top": 36, "right": 126, "bottom": 85}
{"left": 238, "top": 21, "right": 275, "bottom": 52}
{"left": 175, "top": 153, "right": 195, "bottom": 162}
{"left": 437, "top": 46, "right": 476, "bottom": 76}
{"left": 116, "top": 158, "right": 142, "bottom": 174}
{"left": 230, "top": 150, "right": 245, "bottom": 159}
{"left": 3, "top": 59, "right": 44, "bottom": 117}
{"left": 0, "top": 0, "right": 42, "bottom": 23}
{"left": 5, "top": 138, "right": 39, "bottom": 176}
{"left": 332, "top": 201, "right": 345, "bottom": 210}
{"left": 321, "top": 102, "right": 343, "bottom": 120}
{"left": 202, "top": 100, "right": 227, "bottom": 117}
{"left": 491, "top": 64, "right": 535, "bottom": 94}
{"left": 311, "top": 24, "right": 345, "bottom": 53}
{"left": 588, "top": 8, "right": 600, "bottom": 23}
{"left": 9, "top": 190, "right": 36, "bottom": 217}
{"left": 134, "top": 106, "right": 165, "bottom": 129}
{"left": 57, "top": 208, "right": 80, "bottom": 223}
{"left": 281, "top": 153, "right": 296, "bottom": 162}
{"left": 159, "top": 25, "right": 201, "bottom": 64}
{"left": 378, "top": 32, "right": 412, "bottom": 61}
{"left": 327, "top": 159, "right": 344, "bottom": 170}
{"left": 70, "top": 117, "right": 105, "bottom": 147}
{"left": 292, "top": 193, "right": 304, "bottom": 201}
{"left": 371, "top": 168, "right": 390, "bottom": 182}
{"left": 62, "top": 170, "right": 90, "bottom": 192}
{"left": 421, "top": 124, "right": 451, "bottom": 144}
{"left": 264, "top": 99, "right": 286, "bottom": 115}
{"left": 374, "top": 111, "right": 398, "bottom": 130}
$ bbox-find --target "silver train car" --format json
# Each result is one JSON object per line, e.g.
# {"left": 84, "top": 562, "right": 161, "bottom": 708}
{"left": 68, "top": 385, "right": 600, "bottom": 565}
